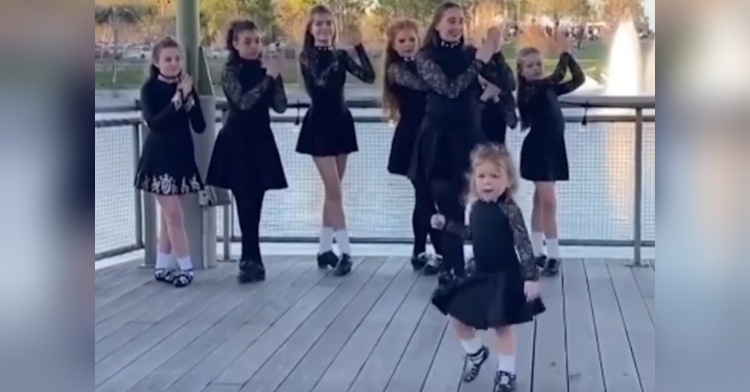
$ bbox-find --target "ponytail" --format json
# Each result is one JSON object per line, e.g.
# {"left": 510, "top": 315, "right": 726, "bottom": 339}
{"left": 224, "top": 19, "right": 259, "bottom": 63}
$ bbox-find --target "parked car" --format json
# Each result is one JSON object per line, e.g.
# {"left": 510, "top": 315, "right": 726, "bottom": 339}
{"left": 122, "top": 45, "right": 151, "bottom": 60}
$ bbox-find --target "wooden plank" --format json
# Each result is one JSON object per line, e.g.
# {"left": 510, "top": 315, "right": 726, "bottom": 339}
{"left": 239, "top": 257, "right": 401, "bottom": 392}
{"left": 211, "top": 257, "right": 376, "bottom": 385}
{"left": 105, "top": 258, "right": 303, "bottom": 392}
{"left": 343, "top": 275, "right": 434, "bottom": 392}
{"left": 631, "top": 267, "right": 655, "bottom": 325}
{"left": 163, "top": 257, "right": 368, "bottom": 392}
{"left": 531, "top": 261, "right": 567, "bottom": 391}
{"left": 607, "top": 263, "right": 655, "bottom": 392}
{"left": 304, "top": 260, "right": 421, "bottom": 392}
{"left": 384, "top": 287, "right": 448, "bottom": 391}
{"left": 563, "top": 259, "right": 605, "bottom": 392}
{"left": 272, "top": 258, "right": 414, "bottom": 392}
{"left": 96, "top": 271, "right": 239, "bottom": 387}
{"left": 585, "top": 260, "right": 642, "bottom": 392}
{"left": 514, "top": 319, "right": 536, "bottom": 392}
{"left": 200, "top": 386, "right": 241, "bottom": 392}
{"left": 421, "top": 319, "right": 462, "bottom": 392}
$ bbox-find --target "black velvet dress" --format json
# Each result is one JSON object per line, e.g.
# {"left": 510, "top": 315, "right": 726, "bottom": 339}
{"left": 134, "top": 78, "right": 206, "bottom": 195}
{"left": 295, "top": 45, "right": 375, "bottom": 156}
{"left": 432, "top": 195, "right": 545, "bottom": 329}
{"left": 408, "top": 41, "right": 516, "bottom": 190}
{"left": 386, "top": 59, "right": 427, "bottom": 176}
{"left": 206, "top": 58, "right": 288, "bottom": 193}
{"left": 518, "top": 52, "right": 584, "bottom": 182}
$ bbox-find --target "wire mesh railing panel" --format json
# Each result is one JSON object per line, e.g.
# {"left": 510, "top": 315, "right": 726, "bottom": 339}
{"left": 95, "top": 126, "right": 138, "bottom": 255}
{"left": 94, "top": 116, "right": 656, "bottom": 257}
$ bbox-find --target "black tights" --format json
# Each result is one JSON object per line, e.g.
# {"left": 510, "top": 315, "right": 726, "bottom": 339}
{"left": 233, "top": 187, "right": 266, "bottom": 262}
{"left": 430, "top": 180, "right": 465, "bottom": 276}
{"left": 411, "top": 179, "right": 443, "bottom": 256}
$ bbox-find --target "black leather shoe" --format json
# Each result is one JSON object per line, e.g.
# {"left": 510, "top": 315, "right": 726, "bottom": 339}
{"left": 332, "top": 254, "right": 352, "bottom": 276}
{"left": 237, "top": 259, "right": 264, "bottom": 284}
{"left": 317, "top": 251, "right": 338, "bottom": 269}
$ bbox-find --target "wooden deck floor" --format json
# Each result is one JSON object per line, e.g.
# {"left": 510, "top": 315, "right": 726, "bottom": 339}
{"left": 95, "top": 256, "right": 655, "bottom": 392}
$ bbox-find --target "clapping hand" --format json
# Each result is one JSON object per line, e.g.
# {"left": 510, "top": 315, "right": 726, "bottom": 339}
{"left": 342, "top": 24, "right": 363, "bottom": 47}
{"left": 476, "top": 26, "right": 501, "bottom": 63}
{"left": 262, "top": 50, "right": 282, "bottom": 78}
{"left": 430, "top": 214, "right": 446, "bottom": 229}
{"left": 178, "top": 74, "right": 193, "bottom": 97}
{"left": 556, "top": 33, "right": 574, "bottom": 54}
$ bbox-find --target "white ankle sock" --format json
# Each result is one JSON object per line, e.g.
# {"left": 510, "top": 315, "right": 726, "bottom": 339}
{"left": 334, "top": 229, "right": 351, "bottom": 255}
{"left": 177, "top": 256, "right": 193, "bottom": 271}
{"left": 531, "top": 231, "right": 545, "bottom": 256}
{"left": 156, "top": 252, "right": 172, "bottom": 269}
{"left": 318, "top": 227, "right": 333, "bottom": 253}
{"left": 460, "top": 336, "right": 482, "bottom": 355}
{"left": 497, "top": 353, "right": 515, "bottom": 372}
{"left": 546, "top": 238, "right": 560, "bottom": 259}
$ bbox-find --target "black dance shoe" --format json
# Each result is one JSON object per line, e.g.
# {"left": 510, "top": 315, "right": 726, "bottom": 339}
{"left": 437, "top": 270, "right": 456, "bottom": 286}
{"left": 317, "top": 251, "right": 338, "bottom": 269}
{"left": 493, "top": 370, "right": 517, "bottom": 392}
{"left": 463, "top": 345, "right": 489, "bottom": 382}
{"left": 410, "top": 253, "right": 428, "bottom": 271}
{"left": 238, "top": 259, "right": 265, "bottom": 284}
{"left": 535, "top": 255, "right": 547, "bottom": 269}
{"left": 541, "top": 258, "right": 560, "bottom": 277}
{"left": 332, "top": 254, "right": 352, "bottom": 276}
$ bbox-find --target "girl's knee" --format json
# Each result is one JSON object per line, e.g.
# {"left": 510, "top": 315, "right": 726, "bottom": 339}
{"left": 162, "top": 208, "right": 183, "bottom": 227}
{"left": 494, "top": 325, "right": 513, "bottom": 338}
{"left": 323, "top": 182, "right": 343, "bottom": 204}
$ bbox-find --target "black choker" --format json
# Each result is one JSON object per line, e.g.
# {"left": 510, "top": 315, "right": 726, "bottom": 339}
{"left": 314, "top": 45, "right": 334, "bottom": 51}
{"left": 158, "top": 73, "right": 180, "bottom": 83}
{"left": 439, "top": 40, "right": 460, "bottom": 48}
{"left": 403, "top": 56, "right": 415, "bottom": 62}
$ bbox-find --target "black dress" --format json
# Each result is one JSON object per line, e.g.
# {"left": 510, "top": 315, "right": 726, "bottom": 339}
{"left": 206, "top": 58, "right": 288, "bottom": 193}
{"left": 518, "top": 52, "right": 584, "bottom": 182}
{"left": 479, "top": 89, "right": 517, "bottom": 145}
{"left": 386, "top": 59, "right": 427, "bottom": 176}
{"left": 295, "top": 45, "right": 375, "bottom": 156}
{"left": 432, "top": 195, "right": 545, "bottom": 329}
{"left": 135, "top": 78, "right": 206, "bottom": 195}
{"left": 408, "top": 42, "right": 516, "bottom": 190}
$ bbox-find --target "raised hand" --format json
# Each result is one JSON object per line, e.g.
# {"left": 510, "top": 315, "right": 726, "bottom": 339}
{"left": 179, "top": 74, "right": 193, "bottom": 96}
{"left": 342, "top": 24, "right": 363, "bottom": 47}
{"left": 556, "top": 33, "right": 574, "bottom": 54}
{"left": 262, "top": 51, "right": 282, "bottom": 78}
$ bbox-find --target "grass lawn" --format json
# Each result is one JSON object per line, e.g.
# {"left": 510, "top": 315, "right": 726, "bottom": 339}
{"left": 96, "top": 58, "right": 606, "bottom": 89}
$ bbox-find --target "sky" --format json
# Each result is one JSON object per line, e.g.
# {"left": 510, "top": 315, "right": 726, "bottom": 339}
{"left": 645, "top": 0, "right": 655, "bottom": 28}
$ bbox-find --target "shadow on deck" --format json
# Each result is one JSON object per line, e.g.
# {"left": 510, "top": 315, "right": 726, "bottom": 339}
{"left": 95, "top": 257, "right": 655, "bottom": 392}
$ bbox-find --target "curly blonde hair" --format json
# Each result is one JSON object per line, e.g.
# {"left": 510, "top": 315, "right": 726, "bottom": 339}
{"left": 466, "top": 143, "right": 519, "bottom": 203}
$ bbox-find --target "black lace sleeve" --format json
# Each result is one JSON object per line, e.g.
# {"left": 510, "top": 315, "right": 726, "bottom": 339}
{"left": 386, "top": 63, "right": 427, "bottom": 91}
{"left": 554, "top": 53, "right": 585, "bottom": 95}
{"left": 415, "top": 51, "right": 481, "bottom": 99}
{"left": 299, "top": 51, "right": 337, "bottom": 88}
{"left": 500, "top": 198, "right": 539, "bottom": 281}
{"left": 479, "top": 51, "right": 516, "bottom": 92}
{"left": 185, "top": 91, "right": 206, "bottom": 134}
{"left": 545, "top": 53, "right": 570, "bottom": 84}
{"left": 343, "top": 45, "right": 375, "bottom": 83}
{"left": 139, "top": 82, "right": 179, "bottom": 131}
{"left": 269, "top": 76, "right": 288, "bottom": 113}
{"left": 221, "top": 64, "right": 271, "bottom": 111}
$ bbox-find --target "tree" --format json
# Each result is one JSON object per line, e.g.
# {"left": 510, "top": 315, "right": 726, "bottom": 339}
{"left": 275, "top": 0, "right": 316, "bottom": 44}
{"left": 373, "top": 0, "right": 445, "bottom": 30}
{"left": 600, "top": 0, "right": 646, "bottom": 29}
{"left": 528, "top": 0, "right": 578, "bottom": 29}
{"left": 95, "top": 1, "right": 152, "bottom": 84}
{"left": 200, "top": 0, "right": 279, "bottom": 45}
{"left": 466, "top": 0, "right": 506, "bottom": 42}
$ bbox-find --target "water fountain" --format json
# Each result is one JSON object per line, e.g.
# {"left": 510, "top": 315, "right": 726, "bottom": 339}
{"left": 604, "top": 20, "right": 643, "bottom": 96}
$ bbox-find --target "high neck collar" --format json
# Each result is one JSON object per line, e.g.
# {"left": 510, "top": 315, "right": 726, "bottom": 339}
{"left": 314, "top": 45, "right": 334, "bottom": 52}
{"left": 402, "top": 56, "right": 415, "bottom": 62}
{"left": 157, "top": 74, "right": 180, "bottom": 83}
{"left": 438, "top": 38, "right": 462, "bottom": 49}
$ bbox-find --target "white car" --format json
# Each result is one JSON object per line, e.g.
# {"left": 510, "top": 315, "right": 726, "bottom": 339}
{"left": 122, "top": 45, "right": 151, "bottom": 60}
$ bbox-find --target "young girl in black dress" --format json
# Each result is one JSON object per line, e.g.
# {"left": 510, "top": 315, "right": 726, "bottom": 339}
{"left": 517, "top": 37, "right": 584, "bottom": 276}
{"left": 431, "top": 144, "right": 545, "bottom": 392}
{"left": 134, "top": 37, "right": 206, "bottom": 288}
{"left": 295, "top": 5, "right": 375, "bottom": 276}
{"left": 409, "top": 2, "right": 515, "bottom": 285}
{"left": 383, "top": 18, "right": 441, "bottom": 275}
{"left": 206, "top": 20, "right": 288, "bottom": 284}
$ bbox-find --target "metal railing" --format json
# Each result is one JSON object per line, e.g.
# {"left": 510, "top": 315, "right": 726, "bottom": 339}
{"left": 95, "top": 95, "right": 655, "bottom": 265}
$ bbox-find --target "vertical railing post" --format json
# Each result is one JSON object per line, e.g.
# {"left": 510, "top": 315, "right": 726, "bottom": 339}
{"left": 628, "top": 107, "right": 647, "bottom": 267}
{"left": 140, "top": 124, "right": 158, "bottom": 268}
{"left": 223, "top": 201, "right": 233, "bottom": 261}
{"left": 132, "top": 123, "right": 144, "bottom": 248}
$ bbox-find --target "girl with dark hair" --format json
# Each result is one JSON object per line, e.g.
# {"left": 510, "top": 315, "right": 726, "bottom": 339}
{"left": 134, "top": 37, "right": 206, "bottom": 288}
{"left": 382, "top": 18, "right": 441, "bottom": 275}
{"left": 516, "top": 37, "right": 584, "bottom": 277}
{"left": 206, "top": 20, "right": 288, "bottom": 284}
{"left": 408, "top": 2, "right": 515, "bottom": 286}
{"left": 295, "top": 5, "right": 375, "bottom": 276}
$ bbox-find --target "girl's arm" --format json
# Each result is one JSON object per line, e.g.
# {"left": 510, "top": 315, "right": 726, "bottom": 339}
{"left": 554, "top": 53, "right": 585, "bottom": 95}
{"left": 299, "top": 51, "right": 337, "bottom": 88}
{"left": 502, "top": 198, "right": 540, "bottom": 281}
{"left": 478, "top": 51, "right": 516, "bottom": 92}
{"left": 139, "top": 82, "right": 181, "bottom": 130}
{"left": 222, "top": 64, "right": 272, "bottom": 111}
{"left": 544, "top": 52, "right": 570, "bottom": 84}
{"left": 185, "top": 91, "right": 206, "bottom": 134}
{"left": 386, "top": 63, "right": 427, "bottom": 91}
{"left": 342, "top": 45, "right": 376, "bottom": 83}
{"left": 415, "top": 51, "right": 481, "bottom": 99}
{"left": 269, "top": 75, "right": 288, "bottom": 114}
